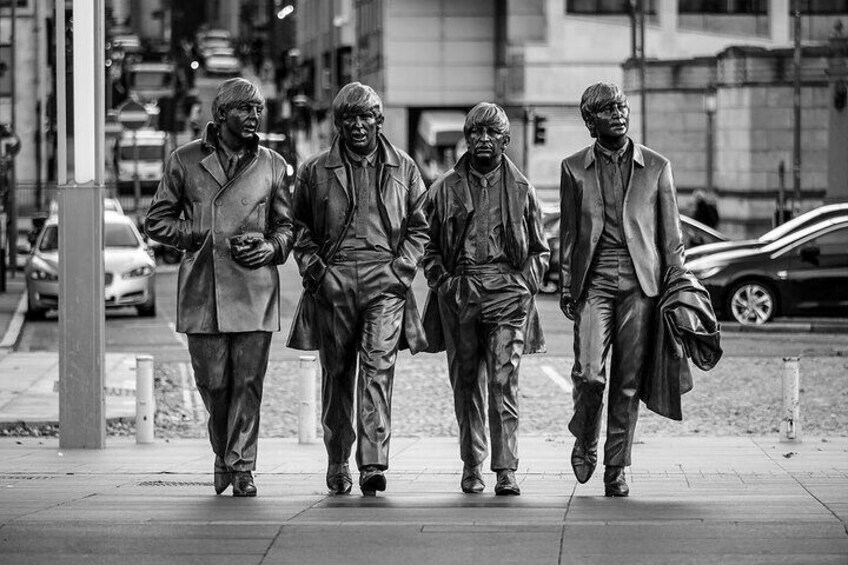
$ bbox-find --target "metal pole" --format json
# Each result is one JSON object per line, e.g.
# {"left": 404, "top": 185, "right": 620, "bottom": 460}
{"left": 792, "top": 0, "right": 802, "bottom": 216}
{"left": 779, "top": 357, "right": 801, "bottom": 442}
{"left": 8, "top": 0, "right": 16, "bottom": 278}
{"left": 59, "top": 0, "right": 106, "bottom": 449}
{"left": 706, "top": 109, "right": 714, "bottom": 194}
{"left": 523, "top": 107, "right": 532, "bottom": 173}
{"left": 135, "top": 355, "right": 155, "bottom": 444}
{"left": 298, "top": 355, "right": 317, "bottom": 444}
{"left": 778, "top": 160, "right": 786, "bottom": 226}
{"left": 133, "top": 129, "right": 140, "bottom": 213}
{"left": 639, "top": 0, "right": 647, "bottom": 145}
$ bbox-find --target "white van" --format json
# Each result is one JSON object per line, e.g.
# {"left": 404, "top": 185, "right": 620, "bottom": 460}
{"left": 114, "top": 129, "right": 169, "bottom": 197}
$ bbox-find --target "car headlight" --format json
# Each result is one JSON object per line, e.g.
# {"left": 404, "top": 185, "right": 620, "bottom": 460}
{"left": 691, "top": 265, "right": 724, "bottom": 280}
{"left": 29, "top": 269, "right": 58, "bottom": 281}
{"left": 124, "top": 265, "right": 154, "bottom": 278}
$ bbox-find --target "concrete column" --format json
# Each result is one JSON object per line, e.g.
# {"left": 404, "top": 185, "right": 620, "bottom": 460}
{"left": 59, "top": 0, "right": 106, "bottom": 449}
{"left": 770, "top": 0, "right": 791, "bottom": 45}
{"left": 827, "top": 25, "right": 848, "bottom": 202}
{"left": 658, "top": 0, "right": 678, "bottom": 57}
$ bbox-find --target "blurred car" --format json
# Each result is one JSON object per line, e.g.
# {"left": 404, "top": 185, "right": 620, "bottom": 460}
{"left": 540, "top": 211, "right": 726, "bottom": 293}
{"left": 24, "top": 211, "right": 157, "bottom": 320}
{"left": 686, "top": 203, "right": 848, "bottom": 263}
{"left": 687, "top": 216, "right": 848, "bottom": 325}
{"left": 48, "top": 197, "right": 124, "bottom": 217}
{"left": 202, "top": 48, "right": 242, "bottom": 76}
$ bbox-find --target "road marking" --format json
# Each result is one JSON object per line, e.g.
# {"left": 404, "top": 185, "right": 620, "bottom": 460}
{"left": 540, "top": 364, "right": 572, "bottom": 393}
{"left": 0, "top": 291, "right": 27, "bottom": 350}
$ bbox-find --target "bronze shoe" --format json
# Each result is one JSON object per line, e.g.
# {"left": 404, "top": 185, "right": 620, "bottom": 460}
{"left": 359, "top": 466, "right": 387, "bottom": 496}
{"left": 326, "top": 462, "right": 352, "bottom": 495}
{"left": 213, "top": 456, "right": 231, "bottom": 495}
{"left": 232, "top": 470, "right": 257, "bottom": 497}
{"left": 603, "top": 466, "right": 629, "bottom": 497}
{"left": 571, "top": 439, "right": 598, "bottom": 484}
{"left": 494, "top": 470, "right": 521, "bottom": 496}
{"left": 460, "top": 464, "right": 485, "bottom": 494}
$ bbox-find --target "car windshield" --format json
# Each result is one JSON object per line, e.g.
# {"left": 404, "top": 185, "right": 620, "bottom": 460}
{"left": 119, "top": 144, "right": 165, "bottom": 161}
{"left": 38, "top": 223, "right": 140, "bottom": 251}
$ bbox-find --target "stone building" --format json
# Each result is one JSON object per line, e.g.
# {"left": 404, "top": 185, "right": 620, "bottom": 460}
{"left": 294, "top": 0, "right": 848, "bottom": 203}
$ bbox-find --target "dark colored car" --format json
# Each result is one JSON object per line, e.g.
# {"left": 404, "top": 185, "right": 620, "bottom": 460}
{"left": 687, "top": 216, "right": 848, "bottom": 325}
{"left": 540, "top": 211, "right": 727, "bottom": 293}
{"left": 686, "top": 203, "right": 848, "bottom": 262}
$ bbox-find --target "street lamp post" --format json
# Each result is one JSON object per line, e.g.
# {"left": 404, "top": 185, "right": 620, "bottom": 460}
{"left": 704, "top": 87, "right": 716, "bottom": 196}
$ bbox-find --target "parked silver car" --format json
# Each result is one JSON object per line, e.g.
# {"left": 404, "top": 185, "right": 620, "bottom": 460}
{"left": 24, "top": 211, "right": 157, "bottom": 320}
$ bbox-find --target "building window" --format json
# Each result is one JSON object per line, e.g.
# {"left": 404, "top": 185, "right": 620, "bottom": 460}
{"left": 566, "top": 0, "right": 656, "bottom": 14}
{"left": 799, "top": 0, "right": 848, "bottom": 14}
{"left": 679, "top": 1, "right": 767, "bottom": 13}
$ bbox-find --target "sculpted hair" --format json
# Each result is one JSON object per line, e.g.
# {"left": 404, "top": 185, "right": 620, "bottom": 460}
{"left": 212, "top": 78, "right": 264, "bottom": 123}
{"left": 332, "top": 82, "right": 384, "bottom": 125}
{"left": 580, "top": 82, "right": 627, "bottom": 137}
{"left": 464, "top": 102, "right": 510, "bottom": 136}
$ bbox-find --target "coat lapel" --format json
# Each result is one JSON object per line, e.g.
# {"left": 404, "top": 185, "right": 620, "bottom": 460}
{"left": 200, "top": 152, "right": 228, "bottom": 188}
{"left": 624, "top": 142, "right": 646, "bottom": 213}
{"left": 325, "top": 137, "right": 351, "bottom": 203}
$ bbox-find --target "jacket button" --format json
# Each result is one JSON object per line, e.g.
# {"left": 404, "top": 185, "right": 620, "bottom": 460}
{"left": 215, "top": 200, "right": 221, "bottom": 206}
{"left": 592, "top": 236, "right": 599, "bottom": 242}
{"left": 242, "top": 198, "right": 248, "bottom": 205}
{"left": 215, "top": 228, "right": 221, "bottom": 234}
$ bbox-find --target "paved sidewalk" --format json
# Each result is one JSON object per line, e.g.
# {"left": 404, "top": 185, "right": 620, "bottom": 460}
{"left": 0, "top": 435, "right": 846, "bottom": 564}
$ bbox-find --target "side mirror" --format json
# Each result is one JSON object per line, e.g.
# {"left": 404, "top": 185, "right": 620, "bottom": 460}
{"left": 800, "top": 244, "right": 820, "bottom": 264}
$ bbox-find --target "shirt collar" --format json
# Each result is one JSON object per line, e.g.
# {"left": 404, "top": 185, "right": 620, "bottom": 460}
{"left": 468, "top": 162, "right": 502, "bottom": 187}
{"left": 345, "top": 145, "right": 379, "bottom": 167}
{"left": 594, "top": 138, "right": 631, "bottom": 163}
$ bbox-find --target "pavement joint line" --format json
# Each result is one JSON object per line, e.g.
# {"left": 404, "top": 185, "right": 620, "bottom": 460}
{"left": 0, "top": 289, "right": 26, "bottom": 349}
{"left": 541, "top": 364, "right": 572, "bottom": 392}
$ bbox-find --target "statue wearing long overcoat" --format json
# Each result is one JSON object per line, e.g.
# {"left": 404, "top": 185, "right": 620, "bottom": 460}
{"left": 286, "top": 133, "right": 428, "bottom": 353}
{"left": 421, "top": 153, "right": 549, "bottom": 354}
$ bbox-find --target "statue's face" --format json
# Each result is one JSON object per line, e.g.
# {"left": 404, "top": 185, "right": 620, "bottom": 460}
{"left": 466, "top": 123, "right": 510, "bottom": 168}
{"left": 338, "top": 110, "right": 381, "bottom": 155}
{"left": 220, "top": 100, "right": 264, "bottom": 141}
{"left": 590, "top": 97, "right": 629, "bottom": 143}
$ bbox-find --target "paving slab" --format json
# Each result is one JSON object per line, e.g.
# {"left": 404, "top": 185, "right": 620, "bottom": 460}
{"left": 0, "top": 436, "right": 845, "bottom": 564}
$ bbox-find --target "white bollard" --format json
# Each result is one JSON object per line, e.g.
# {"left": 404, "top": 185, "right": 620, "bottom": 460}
{"left": 298, "top": 355, "right": 317, "bottom": 444}
{"left": 135, "top": 355, "right": 155, "bottom": 444}
{"left": 779, "top": 356, "right": 801, "bottom": 443}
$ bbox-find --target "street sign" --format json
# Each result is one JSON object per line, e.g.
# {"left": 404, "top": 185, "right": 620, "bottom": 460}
{"left": 116, "top": 99, "right": 149, "bottom": 130}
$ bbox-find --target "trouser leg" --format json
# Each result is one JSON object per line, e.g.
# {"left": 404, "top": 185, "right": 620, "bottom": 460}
{"left": 355, "top": 289, "right": 405, "bottom": 470}
{"left": 187, "top": 333, "right": 231, "bottom": 461}
{"left": 438, "top": 276, "right": 487, "bottom": 467}
{"left": 226, "top": 331, "right": 272, "bottom": 471}
{"left": 482, "top": 278, "right": 531, "bottom": 472}
{"left": 568, "top": 273, "right": 616, "bottom": 449}
{"left": 315, "top": 266, "right": 359, "bottom": 467}
{"left": 605, "top": 268, "right": 655, "bottom": 467}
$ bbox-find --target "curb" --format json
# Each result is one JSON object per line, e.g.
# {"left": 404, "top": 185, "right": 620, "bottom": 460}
{"left": 721, "top": 321, "right": 848, "bottom": 334}
{"left": 0, "top": 289, "right": 26, "bottom": 350}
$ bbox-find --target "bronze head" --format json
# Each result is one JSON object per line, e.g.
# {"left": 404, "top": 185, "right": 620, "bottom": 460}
{"left": 463, "top": 102, "right": 511, "bottom": 173}
{"left": 333, "top": 82, "right": 384, "bottom": 155}
{"left": 580, "top": 82, "right": 630, "bottom": 144}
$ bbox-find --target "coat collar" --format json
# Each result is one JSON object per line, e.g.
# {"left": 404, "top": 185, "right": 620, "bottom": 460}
{"left": 199, "top": 122, "right": 260, "bottom": 187}
{"left": 448, "top": 153, "right": 529, "bottom": 215}
{"left": 324, "top": 132, "right": 401, "bottom": 169}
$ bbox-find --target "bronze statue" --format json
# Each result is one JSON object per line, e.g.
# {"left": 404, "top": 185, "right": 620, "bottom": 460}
{"left": 422, "top": 103, "right": 549, "bottom": 496}
{"left": 559, "top": 82, "right": 685, "bottom": 497}
{"left": 287, "top": 82, "right": 428, "bottom": 496}
{"left": 145, "top": 78, "right": 295, "bottom": 497}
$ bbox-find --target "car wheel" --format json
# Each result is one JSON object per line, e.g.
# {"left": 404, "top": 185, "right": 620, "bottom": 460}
{"left": 24, "top": 306, "right": 47, "bottom": 321}
{"left": 136, "top": 301, "right": 156, "bottom": 318}
{"left": 727, "top": 281, "right": 776, "bottom": 325}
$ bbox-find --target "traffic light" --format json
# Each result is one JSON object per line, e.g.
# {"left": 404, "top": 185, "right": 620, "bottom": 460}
{"left": 533, "top": 115, "right": 547, "bottom": 145}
